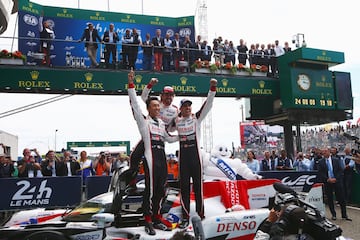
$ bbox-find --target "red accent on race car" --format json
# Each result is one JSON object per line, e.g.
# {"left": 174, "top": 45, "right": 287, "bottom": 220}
{"left": 37, "top": 213, "right": 66, "bottom": 223}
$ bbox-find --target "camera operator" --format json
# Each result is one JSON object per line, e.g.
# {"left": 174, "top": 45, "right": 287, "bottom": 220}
{"left": 254, "top": 204, "right": 314, "bottom": 240}
{"left": 17, "top": 148, "right": 42, "bottom": 178}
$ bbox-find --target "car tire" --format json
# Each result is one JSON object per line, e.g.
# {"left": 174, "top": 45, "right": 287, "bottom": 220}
{"left": 25, "top": 230, "right": 68, "bottom": 240}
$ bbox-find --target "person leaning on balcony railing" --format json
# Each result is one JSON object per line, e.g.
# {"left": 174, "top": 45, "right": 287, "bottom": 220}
{"left": 171, "top": 32, "right": 183, "bottom": 72}
{"left": 141, "top": 33, "right": 154, "bottom": 71}
{"left": 151, "top": 28, "right": 165, "bottom": 71}
{"left": 79, "top": 22, "right": 102, "bottom": 68}
{"left": 201, "top": 40, "right": 212, "bottom": 62}
{"left": 102, "top": 23, "right": 119, "bottom": 69}
{"left": 181, "top": 35, "right": 194, "bottom": 72}
{"left": 236, "top": 39, "right": 248, "bottom": 66}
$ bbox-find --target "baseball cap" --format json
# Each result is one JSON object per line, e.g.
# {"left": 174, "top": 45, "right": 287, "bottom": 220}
{"left": 179, "top": 98, "right": 192, "bottom": 108}
{"left": 162, "top": 86, "right": 174, "bottom": 94}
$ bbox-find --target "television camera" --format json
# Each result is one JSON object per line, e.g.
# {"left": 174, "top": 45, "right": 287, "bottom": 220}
{"left": 342, "top": 132, "right": 360, "bottom": 156}
{"left": 267, "top": 182, "right": 342, "bottom": 240}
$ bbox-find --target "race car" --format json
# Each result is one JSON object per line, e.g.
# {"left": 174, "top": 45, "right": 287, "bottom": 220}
{"left": 0, "top": 168, "right": 279, "bottom": 240}
{"left": 0, "top": 165, "right": 330, "bottom": 240}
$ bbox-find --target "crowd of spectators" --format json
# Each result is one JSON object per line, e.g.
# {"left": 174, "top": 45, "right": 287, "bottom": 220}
{"left": 0, "top": 147, "right": 181, "bottom": 181}
{"left": 46, "top": 21, "right": 291, "bottom": 76}
{"left": 112, "top": 29, "right": 291, "bottom": 77}
{"left": 0, "top": 148, "right": 130, "bottom": 180}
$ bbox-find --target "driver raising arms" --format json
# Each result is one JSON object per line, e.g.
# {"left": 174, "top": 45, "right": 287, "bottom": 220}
{"left": 176, "top": 78, "right": 217, "bottom": 228}
{"left": 127, "top": 70, "right": 178, "bottom": 235}
{"left": 128, "top": 78, "right": 179, "bottom": 179}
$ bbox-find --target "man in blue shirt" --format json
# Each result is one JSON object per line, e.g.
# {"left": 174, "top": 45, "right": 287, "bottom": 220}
{"left": 293, "top": 152, "right": 311, "bottom": 171}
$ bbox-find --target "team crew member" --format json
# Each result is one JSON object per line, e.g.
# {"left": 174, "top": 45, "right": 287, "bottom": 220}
{"left": 128, "top": 79, "right": 178, "bottom": 177}
{"left": 176, "top": 78, "right": 217, "bottom": 228}
{"left": 127, "top": 70, "right": 178, "bottom": 235}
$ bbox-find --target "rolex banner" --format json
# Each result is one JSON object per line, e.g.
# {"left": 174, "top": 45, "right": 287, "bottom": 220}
{"left": 17, "top": 0, "right": 194, "bottom": 68}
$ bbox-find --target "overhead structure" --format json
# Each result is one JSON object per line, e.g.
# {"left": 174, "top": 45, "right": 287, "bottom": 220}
{"left": 195, "top": 0, "right": 212, "bottom": 152}
{"left": 195, "top": 0, "right": 208, "bottom": 41}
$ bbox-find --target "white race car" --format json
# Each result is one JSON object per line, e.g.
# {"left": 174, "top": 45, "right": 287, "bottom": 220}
{"left": 0, "top": 167, "right": 338, "bottom": 240}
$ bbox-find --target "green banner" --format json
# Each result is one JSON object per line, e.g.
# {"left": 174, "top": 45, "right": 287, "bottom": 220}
{"left": 0, "top": 66, "right": 280, "bottom": 98}
{"left": 279, "top": 47, "right": 344, "bottom": 67}
{"left": 18, "top": 0, "right": 193, "bottom": 27}
{"left": 67, "top": 141, "right": 130, "bottom": 154}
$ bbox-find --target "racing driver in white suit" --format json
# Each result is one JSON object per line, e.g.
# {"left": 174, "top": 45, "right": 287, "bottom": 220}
{"left": 176, "top": 78, "right": 217, "bottom": 229}
{"left": 127, "top": 70, "right": 178, "bottom": 235}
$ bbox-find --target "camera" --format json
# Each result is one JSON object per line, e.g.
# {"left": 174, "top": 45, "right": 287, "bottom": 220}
{"left": 270, "top": 183, "right": 342, "bottom": 240}
{"left": 351, "top": 148, "right": 359, "bottom": 155}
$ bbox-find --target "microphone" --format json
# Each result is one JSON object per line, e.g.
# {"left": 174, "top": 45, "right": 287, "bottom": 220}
{"left": 273, "top": 182, "right": 297, "bottom": 196}
{"left": 191, "top": 214, "right": 205, "bottom": 240}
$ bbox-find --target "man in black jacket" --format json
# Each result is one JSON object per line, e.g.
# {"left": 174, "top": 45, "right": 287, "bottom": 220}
{"left": 102, "top": 23, "right": 119, "bottom": 68}
{"left": 128, "top": 28, "right": 142, "bottom": 70}
{"left": 79, "top": 22, "right": 102, "bottom": 68}
{"left": 56, "top": 151, "right": 80, "bottom": 176}
{"left": 318, "top": 147, "right": 351, "bottom": 221}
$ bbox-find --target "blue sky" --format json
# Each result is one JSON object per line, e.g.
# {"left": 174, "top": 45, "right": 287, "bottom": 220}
{"left": 0, "top": 0, "right": 358, "bottom": 156}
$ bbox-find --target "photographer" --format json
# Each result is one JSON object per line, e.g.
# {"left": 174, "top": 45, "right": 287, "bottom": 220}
{"left": 0, "top": 153, "right": 15, "bottom": 178}
{"left": 17, "top": 148, "right": 42, "bottom": 178}
{"left": 94, "top": 151, "right": 111, "bottom": 176}
{"left": 293, "top": 152, "right": 311, "bottom": 172}
{"left": 56, "top": 150, "right": 80, "bottom": 176}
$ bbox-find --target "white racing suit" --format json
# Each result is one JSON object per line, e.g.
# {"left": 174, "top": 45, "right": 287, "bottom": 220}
{"left": 128, "top": 86, "right": 177, "bottom": 219}
{"left": 129, "top": 84, "right": 178, "bottom": 171}
{"left": 175, "top": 87, "right": 216, "bottom": 219}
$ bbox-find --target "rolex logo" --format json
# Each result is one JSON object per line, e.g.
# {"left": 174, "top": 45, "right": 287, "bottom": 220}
{"left": 259, "top": 80, "right": 265, "bottom": 88}
{"left": 180, "top": 77, "right": 187, "bottom": 85}
{"left": 30, "top": 71, "right": 39, "bottom": 80}
{"left": 127, "top": 15, "right": 130, "bottom": 19}
{"left": 63, "top": 9, "right": 67, "bottom": 13}
{"left": 322, "top": 50, "right": 326, "bottom": 56}
{"left": 183, "top": 18, "right": 187, "bottom": 22}
{"left": 84, "top": 72, "right": 93, "bottom": 81}
{"left": 29, "top": 3, "right": 33, "bottom": 8}
{"left": 155, "top": 17, "right": 159, "bottom": 21}
{"left": 221, "top": 79, "right": 228, "bottom": 87}
{"left": 321, "top": 75, "right": 326, "bottom": 81}
{"left": 96, "top": 12, "right": 99, "bottom": 16}
{"left": 135, "top": 75, "right": 142, "bottom": 83}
